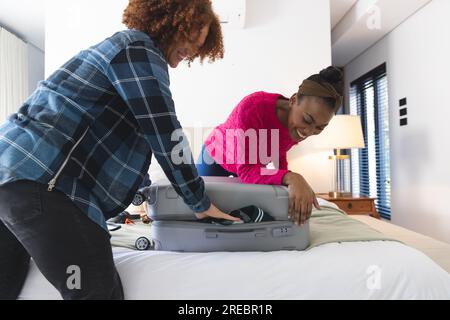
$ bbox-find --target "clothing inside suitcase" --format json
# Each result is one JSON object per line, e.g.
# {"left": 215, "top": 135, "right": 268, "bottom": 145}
{"left": 146, "top": 176, "right": 310, "bottom": 252}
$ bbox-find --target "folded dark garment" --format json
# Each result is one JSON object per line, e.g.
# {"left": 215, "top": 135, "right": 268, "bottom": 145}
{"left": 199, "top": 205, "right": 275, "bottom": 226}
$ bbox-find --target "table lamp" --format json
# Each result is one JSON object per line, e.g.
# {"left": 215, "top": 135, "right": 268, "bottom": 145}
{"left": 316, "top": 115, "right": 365, "bottom": 198}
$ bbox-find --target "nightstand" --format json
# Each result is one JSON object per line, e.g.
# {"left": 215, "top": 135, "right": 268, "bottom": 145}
{"left": 317, "top": 194, "right": 380, "bottom": 219}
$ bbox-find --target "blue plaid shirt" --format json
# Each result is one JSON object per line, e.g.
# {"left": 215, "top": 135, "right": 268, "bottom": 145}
{"left": 0, "top": 30, "right": 211, "bottom": 230}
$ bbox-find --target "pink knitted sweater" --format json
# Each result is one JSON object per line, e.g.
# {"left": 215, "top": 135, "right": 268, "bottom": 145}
{"left": 204, "top": 92, "right": 298, "bottom": 185}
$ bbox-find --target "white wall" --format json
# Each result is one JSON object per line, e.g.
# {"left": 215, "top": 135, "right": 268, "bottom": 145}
{"left": 44, "top": 0, "right": 334, "bottom": 192}
{"left": 45, "top": 0, "right": 128, "bottom": 76}
{"left": 345, "top": 0, "right": 450, "bottom": 243}
{"left": 27, "top": 44, "right": 44, "bottom": 94}
{"left": 172, "top": 0, "right": 331, "bottom": 126}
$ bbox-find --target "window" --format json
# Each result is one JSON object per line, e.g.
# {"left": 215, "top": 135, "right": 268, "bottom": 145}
{"left": 350, "top": 63, "right": 391, "bottom": 219}
{"left": 0, "top": 27, "right": 28, "bottom": 123}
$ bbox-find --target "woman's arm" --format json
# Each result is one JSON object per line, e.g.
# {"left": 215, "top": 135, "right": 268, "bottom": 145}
{"left": 282, "top": 172, "right": 321, "bottom": 226}
{"left": 234, "top": 95, "right": 289, "bottom": 185}
{"left": 106, "top": 43, "right": 238, "bottom": 222}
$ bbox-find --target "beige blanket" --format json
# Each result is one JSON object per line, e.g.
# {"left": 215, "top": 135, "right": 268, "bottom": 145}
{"left": 307, "top": 204, "right": 398, "bottom": 250}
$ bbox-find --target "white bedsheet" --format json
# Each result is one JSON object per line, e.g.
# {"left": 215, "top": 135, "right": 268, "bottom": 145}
{"left": 19, "top": 240, "right": 450, "bottom": 300}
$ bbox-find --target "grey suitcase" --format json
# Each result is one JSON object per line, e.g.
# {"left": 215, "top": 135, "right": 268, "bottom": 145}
{"left": 146, "top": 177, "right": 310, "bottom": 252}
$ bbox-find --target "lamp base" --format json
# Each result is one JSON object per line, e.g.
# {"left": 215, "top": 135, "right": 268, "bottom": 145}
{"left": 328, "top": 191, "right": 352, "bottom": 198}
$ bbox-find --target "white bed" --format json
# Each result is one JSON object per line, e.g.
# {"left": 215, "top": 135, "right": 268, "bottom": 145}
{"left": 18, "top": 200, "right": 450, "bottom": 300}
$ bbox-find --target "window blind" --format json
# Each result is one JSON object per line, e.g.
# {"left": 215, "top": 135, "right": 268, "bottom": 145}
{"left": 350, "top": 63, "right": 391, "bottom": 219}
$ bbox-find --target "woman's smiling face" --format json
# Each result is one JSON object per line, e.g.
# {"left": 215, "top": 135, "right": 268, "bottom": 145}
{"left": 166, "top": 24, "right": 210, "bottom": 68}
{"left": 288, "top": 95, "right": 335, "bottom": 143}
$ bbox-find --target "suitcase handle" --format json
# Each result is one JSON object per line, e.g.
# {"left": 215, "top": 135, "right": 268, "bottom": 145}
{"left": 205, "top": 229, "right": 266, "bottom": 239}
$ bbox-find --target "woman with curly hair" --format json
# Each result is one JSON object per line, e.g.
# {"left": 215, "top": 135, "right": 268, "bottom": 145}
{"left": 0, "top": 0, "right": 237, "bottom": 300}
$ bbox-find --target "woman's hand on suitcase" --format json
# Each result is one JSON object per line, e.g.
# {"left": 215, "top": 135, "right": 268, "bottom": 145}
{"left": 283, "top": 172, "right": 321, "bottom": 226}
{"left": 195, "top": 203, "right": 242, "bottom": 222}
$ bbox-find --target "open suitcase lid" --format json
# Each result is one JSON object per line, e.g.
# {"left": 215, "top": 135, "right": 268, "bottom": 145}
{"left": 146, "top": 176, "right": 289, "bottom": 221}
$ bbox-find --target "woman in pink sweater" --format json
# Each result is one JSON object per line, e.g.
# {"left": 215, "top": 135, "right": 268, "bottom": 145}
{"left": 196, "top": 66, "right": 344, "bottom": 225}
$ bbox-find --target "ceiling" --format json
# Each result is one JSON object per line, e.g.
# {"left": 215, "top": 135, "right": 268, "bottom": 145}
{"left": 0, "top": 0, "right": 377, "bottom": 54}
{"left": 330, "top": 0, "right": 358, "bottom": 29}
{"left": 332, "top": 0, "right": 433, "bottom": 66}
{"left": 0, "top": 0, "right": 45, "bottom": 51}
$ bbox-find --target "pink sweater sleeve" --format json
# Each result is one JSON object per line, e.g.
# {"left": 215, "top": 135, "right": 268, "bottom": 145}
{"left": 237, "top": 164, "right": 289, "bottom": 185}
{"left": 234, "top": 94, "right": 289, "bottom": 185}
{"left": 279, "top": 152, "right": 288, "bottom": 170}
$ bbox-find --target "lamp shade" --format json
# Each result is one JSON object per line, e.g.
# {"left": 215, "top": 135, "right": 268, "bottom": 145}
{"left": 316, "top": 115, "right": 365, "bottom": 149}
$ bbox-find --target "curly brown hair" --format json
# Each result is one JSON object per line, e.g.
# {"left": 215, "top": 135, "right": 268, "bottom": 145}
{"left": 123, "top": 0, "right": 224, "bottom": 64}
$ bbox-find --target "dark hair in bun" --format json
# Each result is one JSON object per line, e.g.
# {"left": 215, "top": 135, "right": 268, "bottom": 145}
{"left": 319, "top": 66, "right": 343, "bottom": 85}
{"left": 298, "top": 66, "right": 344, "bottom": 110}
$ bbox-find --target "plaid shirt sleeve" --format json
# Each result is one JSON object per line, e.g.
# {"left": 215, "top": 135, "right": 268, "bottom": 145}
{"left": 106, "top": 41, "right": 211, "bottom": 213}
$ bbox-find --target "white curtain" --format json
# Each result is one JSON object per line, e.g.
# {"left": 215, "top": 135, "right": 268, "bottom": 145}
{"left": 0, "top": 27, "right": 28, "bottom": 123}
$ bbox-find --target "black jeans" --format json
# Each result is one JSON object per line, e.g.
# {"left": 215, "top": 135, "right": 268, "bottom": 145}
{"left": 0, "top": 180, "right": 123, "bottom": 300}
